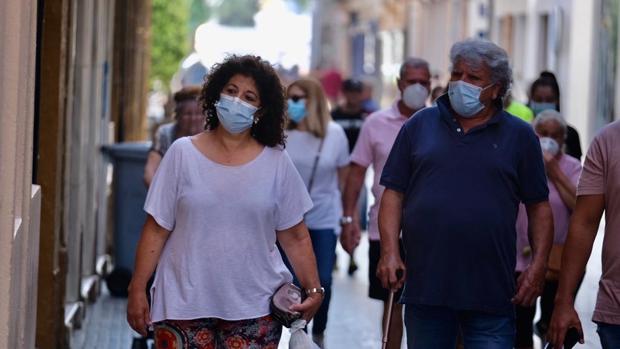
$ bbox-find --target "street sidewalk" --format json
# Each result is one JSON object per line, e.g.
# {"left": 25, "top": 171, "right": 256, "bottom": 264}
{"left": 73, "top": 227, "right": 605, "bottom": 349}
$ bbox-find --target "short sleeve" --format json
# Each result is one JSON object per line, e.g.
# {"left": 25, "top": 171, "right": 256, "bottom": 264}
{"left": 517, "top": 129, "right": 549, "bottom": 204}
{"left": 334, "top": 125, "right": 350, "bottom": 167}
{"left": 275, "top": 151, "right": 314, "bottom": 230}
{"left": 143, "top": 141, "right": 181, "bottom": 231}
{"left": 578, "top": 136, "right": 606, "bottom": 195}
{"left": 350, "top": 118, "right": 374, "bottom": 168}
{"left": 151, "top": 125, "right": 166, "bottom": 155}
{"left": 380, "top": 125, "right": 413, "bottom": 193}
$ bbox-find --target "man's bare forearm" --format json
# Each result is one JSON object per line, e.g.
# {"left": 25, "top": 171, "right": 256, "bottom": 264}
{"left": 526, "top": 201, "right": 554, "bottom": 267}
{"left": 555, "top": 195, "right": 604, "bottom": 304}
{"left": 342, "top": 163, "right": 366, "bottom": 216}
{"left": 378, "top": 189, "right": 403, "bottom": 256}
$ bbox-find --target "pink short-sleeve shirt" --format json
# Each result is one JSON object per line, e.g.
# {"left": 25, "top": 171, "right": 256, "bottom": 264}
{"left": 350, "top": 102, "right": 409, "bottom": 241}
{"left": 578, "top": 121, "right": 620, "bottom": 325}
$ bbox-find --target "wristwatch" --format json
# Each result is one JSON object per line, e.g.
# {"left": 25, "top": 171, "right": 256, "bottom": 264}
{"left": 305, "top": 287, "right": 325, "bottom": 297}
{"left": 340, "top": 216, "right": 353, "bottom": 225}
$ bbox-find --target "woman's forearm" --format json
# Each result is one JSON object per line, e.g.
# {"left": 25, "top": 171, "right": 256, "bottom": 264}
{"left": 277, "top": 222, "right": 321, "bottom": 290}
{"left": 129, "top": 215, "right": 170, "bottom": 292}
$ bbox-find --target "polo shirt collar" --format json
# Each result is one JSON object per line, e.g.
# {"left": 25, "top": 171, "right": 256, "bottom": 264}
{"left": 388, "top": 100, "right": 409, "bottom": 120}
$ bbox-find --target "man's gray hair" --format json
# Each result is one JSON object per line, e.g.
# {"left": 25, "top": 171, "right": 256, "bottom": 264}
{"left": 533, "top": 109, "right": 568, "bottom": 136}
{"left": 400, "top": 57, "right": 430, "bottom": 78}
{"left": 450, "top": 39, "right": 512, "bottom": 101}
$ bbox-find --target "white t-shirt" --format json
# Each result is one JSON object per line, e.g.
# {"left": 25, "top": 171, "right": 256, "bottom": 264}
{"left": 144, "top": 137, "right": 313, "bottom": 322}
{"left": 286, "top": 121, "right": 350, "bottom": 233}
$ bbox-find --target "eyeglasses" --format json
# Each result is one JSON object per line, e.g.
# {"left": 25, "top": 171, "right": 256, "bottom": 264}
{"left": 288, "top": 95, "right": 306, "bottom": 103}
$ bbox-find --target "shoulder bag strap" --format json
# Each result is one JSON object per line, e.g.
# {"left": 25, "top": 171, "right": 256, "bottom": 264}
{"left": 307, "top": 137, "right": 325, "bottom": 193}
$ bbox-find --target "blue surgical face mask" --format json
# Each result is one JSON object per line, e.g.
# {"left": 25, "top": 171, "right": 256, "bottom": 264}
{"left": 530, "top": 101, "right": 557, "bottom": 116}
{"left": 448, "top": 80, "right": 493, "bottom": 118}
{"left": 287, "top": 98, "right": 307, "bottom": 123}
{"left": 215, "top": 94, "right": 258, "bottom": 134}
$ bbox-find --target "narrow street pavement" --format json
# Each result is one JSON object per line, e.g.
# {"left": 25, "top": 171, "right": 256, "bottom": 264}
{"left": 74, "top": 227, "right": 606, "bottom": 349}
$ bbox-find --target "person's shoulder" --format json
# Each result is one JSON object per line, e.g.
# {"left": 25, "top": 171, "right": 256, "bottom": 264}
{"left": 596, "top": 120, "right": 620, "bottom": 141}
{"left": 364, "top": 106, "right": 399, "bottom": 124}
{"left": 167, "top": 136, "right": 191, "bottom": 153}
{"left": 264, "top": 144, "right": 288, "bottom": 161}
{"left": 156, "top": 122, "right": 176, "bottom": 136}
{"left": 328, "top": 120, "right": 345, "bottom": 132}
{"left": 501, "top": 111, "right": 535, "bottom": 135}
{"left": 363, "top": 110, "right": 384, "bottom": 124}
{"left": 402, "top": 106, "right": 438, "bottom": 129}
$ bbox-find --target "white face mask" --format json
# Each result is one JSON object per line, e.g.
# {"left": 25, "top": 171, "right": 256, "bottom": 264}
{"left": 540, "top": 137, "right": 560, "bottom": 156}
{"left": 402, "top": 83, "right": 429, "bottom": 110}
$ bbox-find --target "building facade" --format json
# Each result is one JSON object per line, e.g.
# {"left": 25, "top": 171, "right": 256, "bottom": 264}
{"left": 0, "top": 0, "right": 151, "bottom": 348}
{"left": 310, "top": 0, "right": 491, "bottom": 102}
{"left": 490, "top": 0, "right": 619, "bottom": 148}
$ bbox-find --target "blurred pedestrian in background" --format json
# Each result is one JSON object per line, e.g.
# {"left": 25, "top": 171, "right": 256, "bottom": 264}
{"left": 144, "top": 86, "right": 204, "bottom": 187}
{"left": 504, "top": 94, "right": 534, "bottom": 123}
{"left": 528, "top": 71, "right": 583, "bottom": 160}
{"left": 514, "top": 110, "right": 582, "bottom": 349}
{"left": 549, "top": 120, "right": 620, "bottom": 349}
{"left": 284, "top": 77, "right": 350, "bottom": 347}
{"left": 377, "top": 39, "right": 553, "bottom": 349}
{"left": 127, "top": 55, "right": 323, "bottom": 348}
{"left": 361, "top": 78, "right": 380, "bottom": 114}
{"left": 331, "top": 78, "right": 371, "bottom": 276}
{"left": 331, "top": 78, "right": 368, "bottom": 152}
{"left": 287, "top": 78, "right": 349, "bottom": 347}
{"left": 340, "top": 57, "right": 431, "bottom": 349}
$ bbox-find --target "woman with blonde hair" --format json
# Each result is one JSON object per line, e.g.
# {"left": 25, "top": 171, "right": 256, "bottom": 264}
{"left": 284, "top": 77, "right": 350, "bottom": 347}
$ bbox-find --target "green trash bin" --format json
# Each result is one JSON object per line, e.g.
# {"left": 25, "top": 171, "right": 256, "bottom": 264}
{"left": 101, "top": 142, "right": 150, "bottom": 297}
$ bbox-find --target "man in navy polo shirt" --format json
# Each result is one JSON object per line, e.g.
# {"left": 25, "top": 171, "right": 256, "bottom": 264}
{"left": 377, "top": 39, "right": 554, "bottom": 348}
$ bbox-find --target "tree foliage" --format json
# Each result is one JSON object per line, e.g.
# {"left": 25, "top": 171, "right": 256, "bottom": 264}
{"left": 150, "top": 0, "right": 191, "bottom": 90}
{"left": 189, "top": 0, "right": 212, "bottom": 35}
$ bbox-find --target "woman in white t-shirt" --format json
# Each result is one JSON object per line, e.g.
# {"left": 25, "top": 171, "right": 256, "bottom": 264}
{"left": 285, "top": 77, "right": 350, "bottom": 346}
{"left": 126, "top": 55, "right": 323, "bottom": 348}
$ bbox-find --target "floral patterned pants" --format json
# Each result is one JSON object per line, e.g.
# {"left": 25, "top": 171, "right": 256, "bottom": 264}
{"left": 153, "top": 314, "right": 282, "bottom": 349}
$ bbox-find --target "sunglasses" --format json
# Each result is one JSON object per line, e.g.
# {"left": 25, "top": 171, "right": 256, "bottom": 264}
{"left": 288, "top": 95, "right": 306, "bottom": 103}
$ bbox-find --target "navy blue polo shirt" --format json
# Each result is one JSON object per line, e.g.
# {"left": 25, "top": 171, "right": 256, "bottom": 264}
{"left": 380, "top": 95, "right": 548, "bottom": 316}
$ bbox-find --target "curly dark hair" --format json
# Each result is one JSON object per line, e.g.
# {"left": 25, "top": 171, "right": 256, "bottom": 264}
{"left": 201, "top": 55, "right": 286, "bottom": 147}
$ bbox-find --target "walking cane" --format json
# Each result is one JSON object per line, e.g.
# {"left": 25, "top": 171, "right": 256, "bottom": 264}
{"left": 381, "top": 290, "right": 396, "bottom": 349}
{"left": 382, "top": 270, "right": 402, "bottom": 349}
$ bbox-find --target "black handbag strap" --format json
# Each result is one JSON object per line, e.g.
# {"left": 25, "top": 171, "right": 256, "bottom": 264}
{"left": 307, "top": 138, "right": 325, "bottom": 193}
